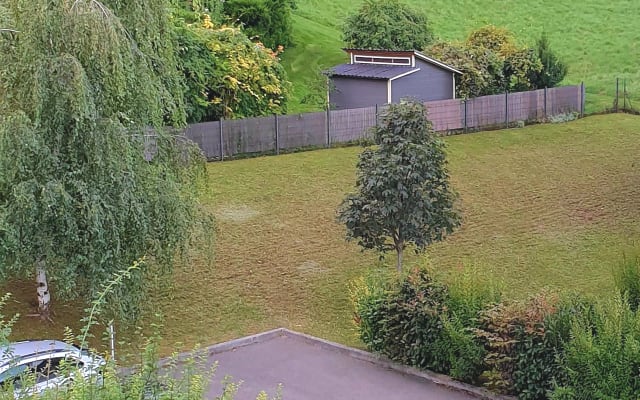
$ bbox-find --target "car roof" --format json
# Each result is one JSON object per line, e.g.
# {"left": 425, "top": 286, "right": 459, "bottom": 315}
{"left": 0, "top": 340, "right": 79, "bottom": 367}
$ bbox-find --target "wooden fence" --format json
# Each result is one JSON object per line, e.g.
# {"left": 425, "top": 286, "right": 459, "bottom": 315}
{"left": 185, "top": 85, "right": 585, "bottom": 160}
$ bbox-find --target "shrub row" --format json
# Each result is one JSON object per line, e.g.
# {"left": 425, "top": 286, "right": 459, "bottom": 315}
{"left": 351, "top": 257, "right": 640, "bottom": 400}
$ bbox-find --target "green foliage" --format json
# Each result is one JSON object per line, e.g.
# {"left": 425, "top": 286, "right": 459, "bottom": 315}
{"left": 613, "top": 253, "right": 640, "bottom": 311}
{"left": 0, "top": 0, "right": 210, "bottom": 322}
{"left": 350, "top": 267, "right": 493, "bottom": 383}
{"left": 338, "top": 99, "right": 461, "bottom": 271}
{"left": 342, "top": 0, "right": 433, "bottom": 50}
{"left": 363, "top": 268, "right": 450, "bottom": 369}
{"left": 349, "top": 268, "right": 393, "bottom": 352}
{"left": 427, "top": 25, "right": 542, "bottom": 97}
{"left": 552, "top": 295, "right": 640, "bottom": 400}
{"left": 223, "top": 0, "right": 295, "bottom": 49}
{"left": 428, "top": 41, "right": 504, "bottom": 98}
{"left": 528, "top": 33, "right": 568, "bottom": 89}
{"left": 173, "top": 13, "right": 290, "bottom": 122}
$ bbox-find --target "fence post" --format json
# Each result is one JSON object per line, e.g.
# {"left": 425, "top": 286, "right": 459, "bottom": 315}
{"left": 274, "top": 114, "right": 279, "bottom": 155}
{"left": 615, "top": 78, "right": 619, "bottom": 112}
{"left": 326, "top": 105, "right": 331, "bottom": 148}
{"left": 219, "top": 118, "right": 224, "bottom": 161}
{"left": 505, "top": 90, "right": 509, "bottom": 128}
{"left": 463, "top": 99, "right": 468, "bottom": 133}
{"left": 375, "top": 104, "right": 379, "bottom": 127}
{"left": 623, "top": 79, "right": 627, "bottom": 111}
{"left": 580, "top": 82, "right": 585, "bottom": 118}
{"left": 543, "top": 87, "right": 548, "bottom": 120}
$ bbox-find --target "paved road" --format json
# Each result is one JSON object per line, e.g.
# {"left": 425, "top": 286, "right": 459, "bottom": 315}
{"left": 205, "top": 333, "right": 479, "bottom": 400}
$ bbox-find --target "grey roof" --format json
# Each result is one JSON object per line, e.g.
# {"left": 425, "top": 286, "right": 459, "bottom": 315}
{"left": 330, "top": 64, "right": 419, "bottom": 80}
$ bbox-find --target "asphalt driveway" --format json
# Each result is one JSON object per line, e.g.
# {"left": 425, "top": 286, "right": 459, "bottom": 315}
{"left": 204, "top": 329, "right": 491, "bottom": 400}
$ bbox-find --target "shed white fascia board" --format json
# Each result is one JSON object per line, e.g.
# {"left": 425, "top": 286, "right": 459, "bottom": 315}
{"left": 389, "top": 68, "right": 421, "bottom": 82}
{"left": 452, "top": 72, "right": 456, "bottom": 99}
{"left": 414, "top": 51, "right": 462, "bottom": 75}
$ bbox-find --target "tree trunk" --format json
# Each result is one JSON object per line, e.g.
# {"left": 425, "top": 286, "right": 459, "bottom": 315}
{"left": 36, "top": 259, "right": 51, "bottom": 318}
{"left": 396, "top": 246, "right": 404, "bottom": 273}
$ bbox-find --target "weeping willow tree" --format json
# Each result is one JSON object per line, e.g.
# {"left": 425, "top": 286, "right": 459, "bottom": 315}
{"left": 0, "top": 0, "right": 210, "bottom": 322}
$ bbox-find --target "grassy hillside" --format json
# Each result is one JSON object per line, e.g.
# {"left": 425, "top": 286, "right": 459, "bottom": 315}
{"left": 283, "top": 0, "right": 640, "bottom": 113}
{"left": 6, "top": 114, "right": 640, "bottom": 352}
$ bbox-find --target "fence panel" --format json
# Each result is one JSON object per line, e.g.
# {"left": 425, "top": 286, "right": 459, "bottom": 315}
{"left": 425, "top": 99, "right": 464, "bottom": 131}
{"left": 508, "top": 90, "right": 540, "bottom": 122}
{"left": 548, "top": 86, "right": 582, "bottom": 115}
{"left": 467, "top": 93, "right": 509, "bottom": 129}
{"left": 222, "top": 115, "right": 276, "bottom": 158}
{"left": 184, "top": 121, "right": 221, "bottom": 160}
{"left": 329, "top": 105, "right": 378, "bottom": 143}
{"left": 278, "top": 112, "right": 327, "bottom": 149}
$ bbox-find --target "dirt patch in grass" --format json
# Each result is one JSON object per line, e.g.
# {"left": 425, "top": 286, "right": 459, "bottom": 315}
{"left": 215, "top": 204, "right": 260, "bottom": 222}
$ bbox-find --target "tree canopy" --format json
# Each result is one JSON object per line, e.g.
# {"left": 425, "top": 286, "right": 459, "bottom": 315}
{"left": 338, "top": 99, "right": 461, "bottom": 271}
{"left": 173, "top": 11, "right": 289, "bottom": 122}
{"left": 342, "top": 0, "right": 433, "bottom": 50}
{"left": 0, "top": 0, "right": 209, "bottom": 321}
{"left": 428, "top": 25, "right": 547, "bottom": 98}
{"left": 527, "top": 33, "right": 568, "bottom": 89}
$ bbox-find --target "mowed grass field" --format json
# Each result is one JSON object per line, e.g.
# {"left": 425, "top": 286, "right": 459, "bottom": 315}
{"left": 283, "top": 0, "right": 640, "bottom": 113}
{"left": 4, "top": 114, "right": 640, "bottom": 353}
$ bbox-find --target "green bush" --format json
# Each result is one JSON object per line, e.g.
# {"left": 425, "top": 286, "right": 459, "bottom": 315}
{"left": 435, "top": 267, "right": 500, "bottom": 383}
{"left": 552, "top": 295, "right": 640, "bottom": 399}
{"left": 342, "top": 0, "right": 434, "bottom": 51}
{"left": 223, "top": 0, "right": 295, "bottom": 49}
{"left": 614, "top": 253, "right": 640, "bottom": 311}
{"left": 527, "top": 33, "right": 568, "bottom": 89}
{"left": 351, "top": 256, "right": 640, "bottom": 399}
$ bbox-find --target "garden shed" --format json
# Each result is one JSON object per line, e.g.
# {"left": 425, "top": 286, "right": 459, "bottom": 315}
{"left": 328, "top": 49, "right": 462, "bottom": 110}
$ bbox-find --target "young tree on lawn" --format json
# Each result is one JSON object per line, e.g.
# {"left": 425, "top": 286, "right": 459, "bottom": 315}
{"left": 338, "top": 100, "right": 461, "bottom": 272}
{"left": 342, "top": 0, "right": 433, "bottom": 51}
{"left": 0, "top": 0, "right": 209, "bottom": 322}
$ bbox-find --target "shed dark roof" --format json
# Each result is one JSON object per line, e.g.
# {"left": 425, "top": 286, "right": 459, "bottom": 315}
{"left": 330, "top": 64, "right": 419, "bottom": 80}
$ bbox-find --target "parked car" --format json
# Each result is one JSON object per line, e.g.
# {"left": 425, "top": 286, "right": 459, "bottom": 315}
{"left": 0, "top": 340, "right": 105, "bottom": 397}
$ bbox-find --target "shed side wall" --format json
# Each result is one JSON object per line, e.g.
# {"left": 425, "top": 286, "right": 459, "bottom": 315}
{"left": 391, "top": 60, "right": 454, "bottom": 103}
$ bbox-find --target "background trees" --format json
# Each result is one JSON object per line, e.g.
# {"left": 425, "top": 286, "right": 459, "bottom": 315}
{"left": 0, "top": 0, "right": 209, "bottom": 321}
{"left": 173, "top": 5, "right": 290, "bottom": 123}
{"left": 173, "top": 11, "right": 289, "bottom": 122}
{"left": 223, "top": 0, "right": 296, "bottom": 50}
{"left": 342, "top": 0, "right": 434, "bottom": 51}
{"left": 428, "top": 25, "right": 566, "bottom": 98}
{"left": 338, "top": 100, "right": 461, "bottom": 272}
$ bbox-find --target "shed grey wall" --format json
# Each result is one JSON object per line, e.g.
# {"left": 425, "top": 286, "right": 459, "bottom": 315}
{"left": 329, "top": 77, "right": 388, "bottom": 110}
{"left": 391, "top": 60, "right": 454, "bottom": 103}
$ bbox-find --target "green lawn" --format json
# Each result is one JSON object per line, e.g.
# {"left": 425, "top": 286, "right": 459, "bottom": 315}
{"left": 283, "top": 0, "right": 640, "bottom": 113}
{"left": 5, "top": 114, "right": 640, "bottom": 353}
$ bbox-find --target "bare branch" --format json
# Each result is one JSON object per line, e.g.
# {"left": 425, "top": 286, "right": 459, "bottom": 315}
{"left": 0, "top": 29, "right": 19, "bottom": 33}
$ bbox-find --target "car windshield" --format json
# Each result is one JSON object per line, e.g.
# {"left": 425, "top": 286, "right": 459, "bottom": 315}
{"left": 0, "top": 364, "right": 28, "bottom": 387}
